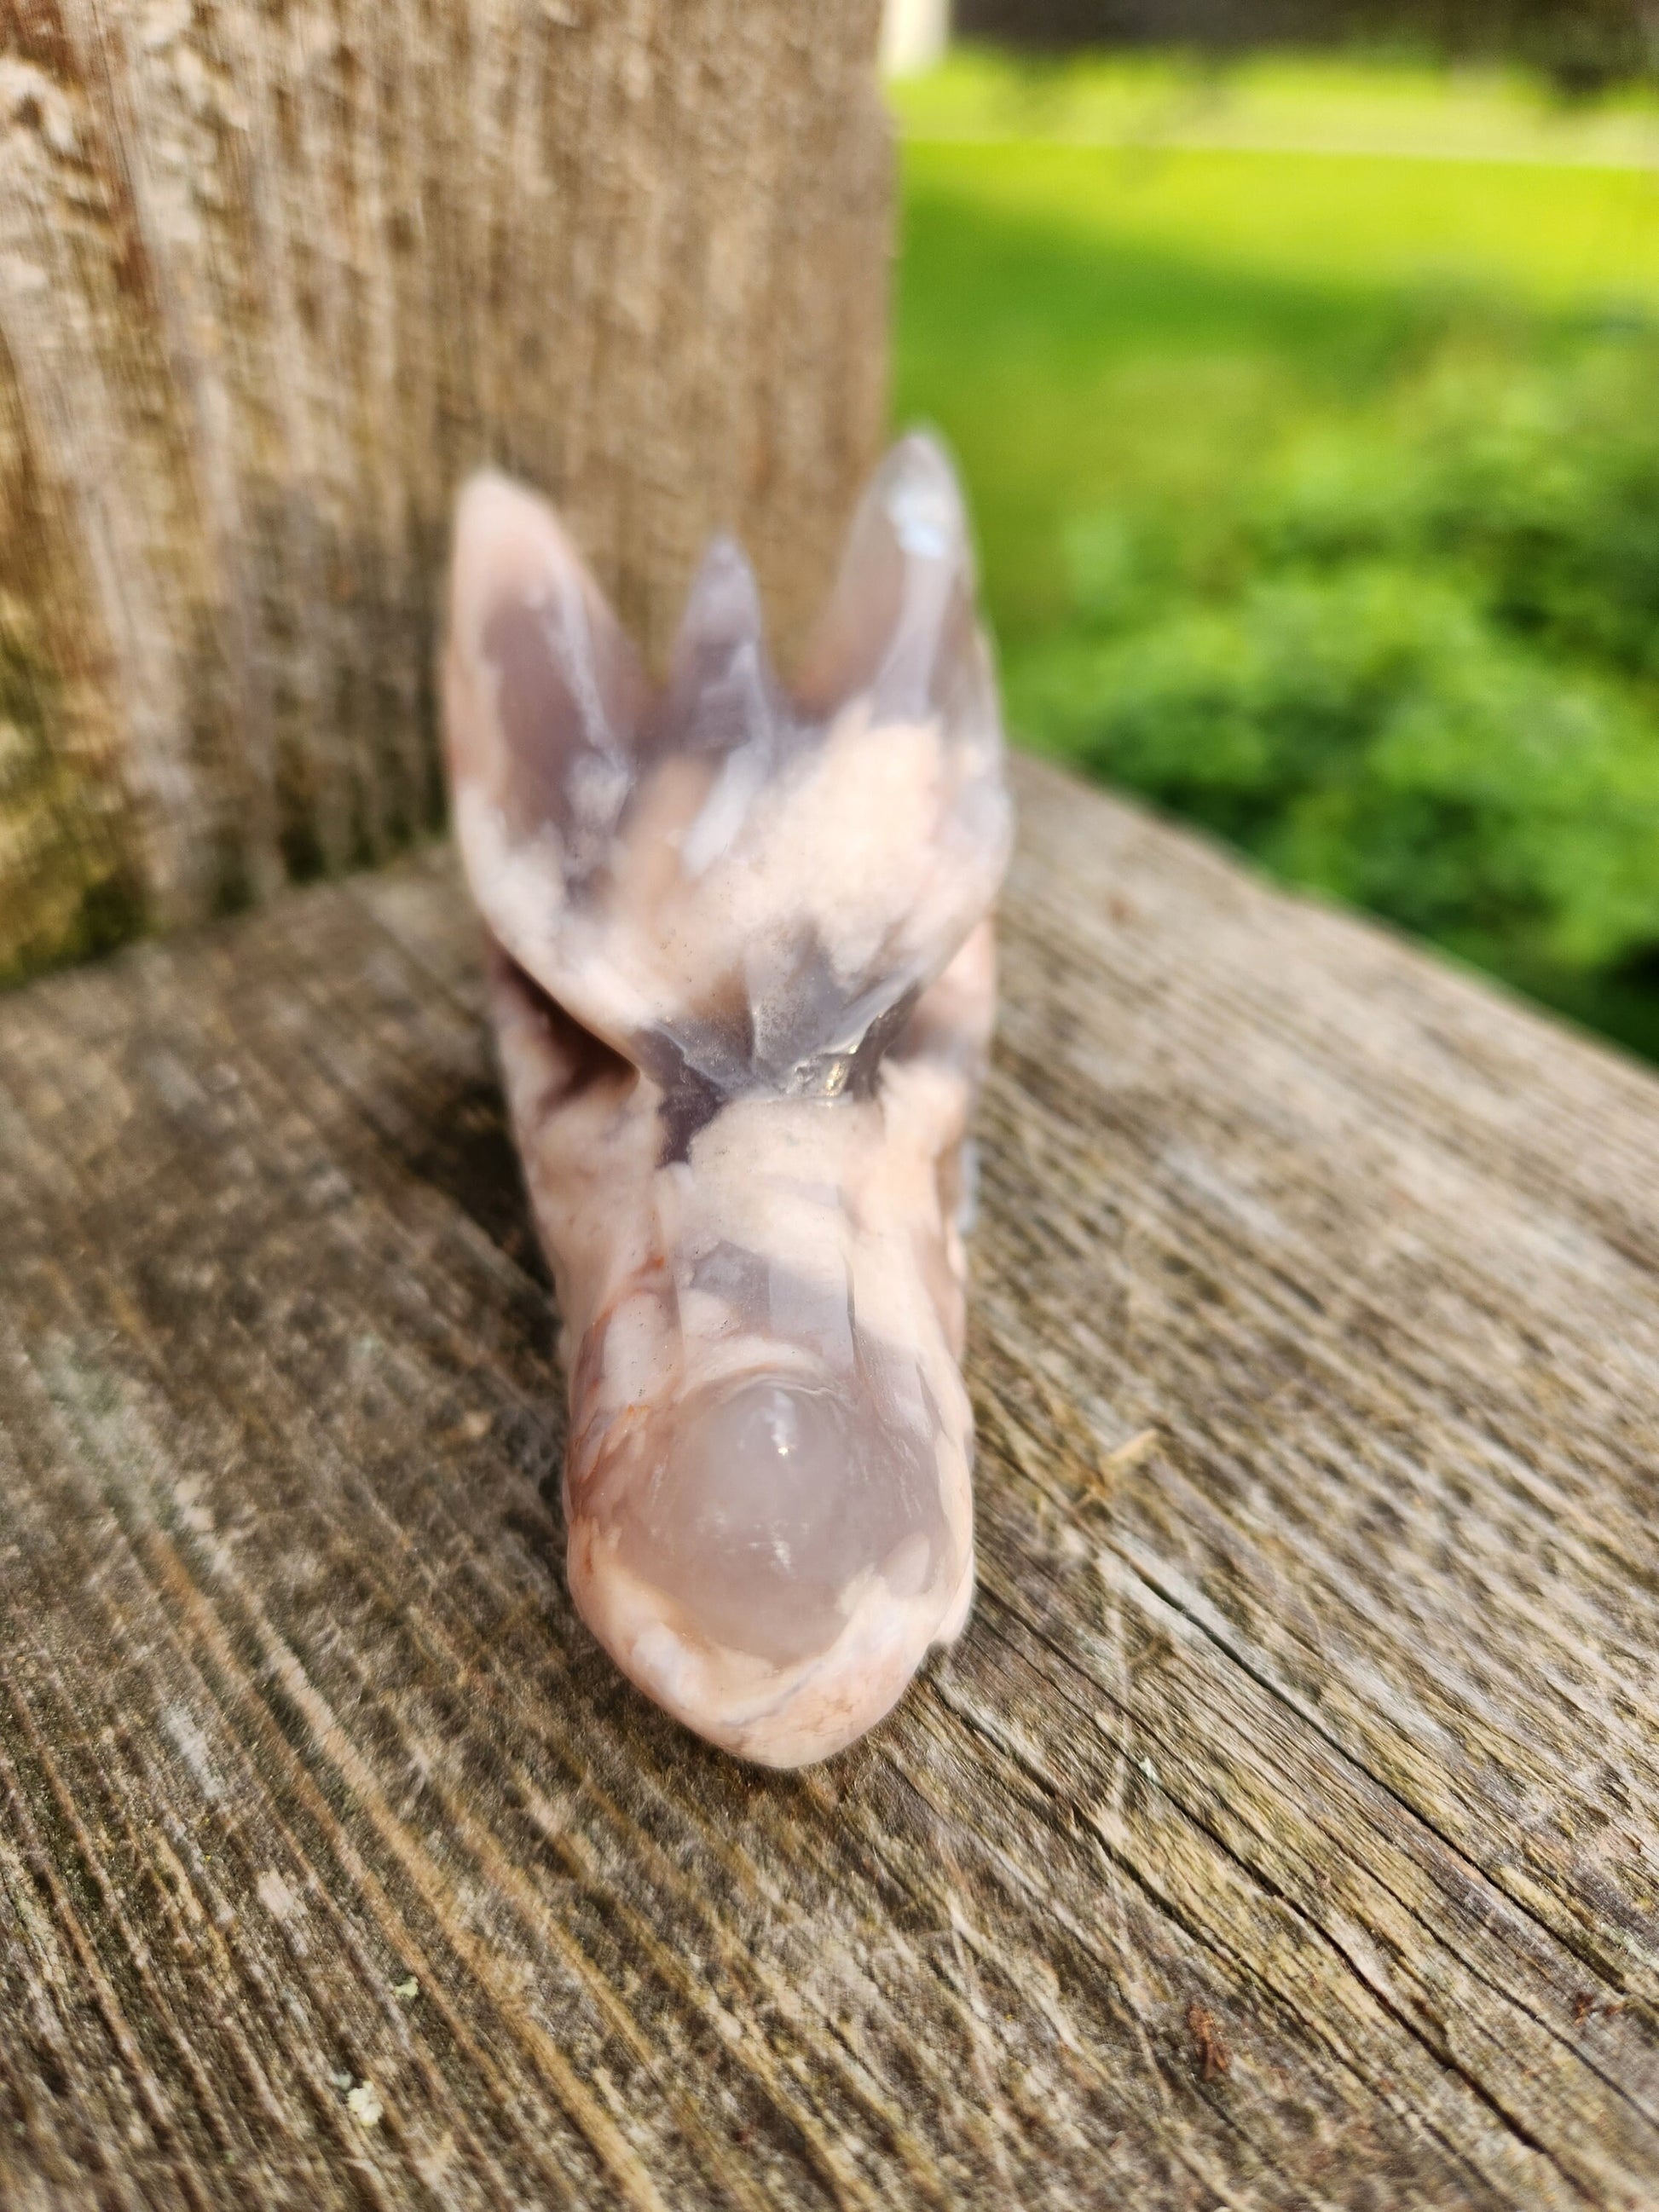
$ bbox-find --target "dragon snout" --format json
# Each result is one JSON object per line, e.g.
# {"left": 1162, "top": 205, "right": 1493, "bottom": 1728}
{"left": 615, "top": 1375, "right": 947, "bottom": 1668}
{"left": 568, "top": 1362, "right": 973, "bottom": 1764}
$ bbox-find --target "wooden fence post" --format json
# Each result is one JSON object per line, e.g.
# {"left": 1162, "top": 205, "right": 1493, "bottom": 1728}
{"left": 0, "top": 0, "right": 891, "bottom": 979}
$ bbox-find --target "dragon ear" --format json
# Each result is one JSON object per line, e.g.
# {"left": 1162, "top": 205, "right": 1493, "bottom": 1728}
{"left": 443, "top": 471, "right": 650, "bottom": 879}
{"left": 792, "top": 433, "right": 998, "bottom": 760}
{"left": 644, "top": 532, "right": 787, "bottom": 773}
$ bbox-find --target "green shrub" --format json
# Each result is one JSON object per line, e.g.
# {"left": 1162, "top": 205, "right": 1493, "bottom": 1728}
{"left": 1255, "top": 344, "right": 1659, "bottom": 679}
{"left": 1009, "top": 334, "right": 1659, "bottom": 1055}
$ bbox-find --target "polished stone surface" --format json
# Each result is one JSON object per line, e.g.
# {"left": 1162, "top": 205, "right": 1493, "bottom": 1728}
{"left": 442, "top": 437, "right": 1010, "bottom": 1764}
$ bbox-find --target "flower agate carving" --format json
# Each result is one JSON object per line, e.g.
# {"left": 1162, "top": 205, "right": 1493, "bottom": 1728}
{"left": 442, "top": 436, "right": 1013, "bottom": 1766}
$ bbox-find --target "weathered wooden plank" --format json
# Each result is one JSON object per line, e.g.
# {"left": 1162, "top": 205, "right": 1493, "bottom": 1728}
{"left": 3, "top": 751, "right": 1659, "bottom": 2208}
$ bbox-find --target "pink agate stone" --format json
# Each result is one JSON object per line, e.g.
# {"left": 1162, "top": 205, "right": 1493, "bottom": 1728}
{"left": 442, "top": 436, "right": 1012, "bottom": 1766}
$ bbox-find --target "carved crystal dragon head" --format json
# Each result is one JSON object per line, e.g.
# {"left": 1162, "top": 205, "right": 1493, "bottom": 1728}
{"left": 443, "top": 435, "right": 1012, "bottom": 1765}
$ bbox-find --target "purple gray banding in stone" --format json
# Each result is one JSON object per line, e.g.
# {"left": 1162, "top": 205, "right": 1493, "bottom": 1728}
{"left": 442, "top": 435, "right": 1013, "bottom": 1766}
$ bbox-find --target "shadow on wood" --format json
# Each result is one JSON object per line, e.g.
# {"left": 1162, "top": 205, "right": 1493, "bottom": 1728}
{"left": 3, "top": 754, "right": 1659, "bottom": 2208}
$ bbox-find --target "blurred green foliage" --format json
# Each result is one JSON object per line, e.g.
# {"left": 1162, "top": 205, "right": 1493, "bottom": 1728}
{"left": 1014, "top": 344, "right": 1659, "bottom": 1054}
{"left": 953, "top": 2, "right": 1659, "bottom": 100}
{"left": 893, "top": 54, "right": 1659, "bottom": 1056}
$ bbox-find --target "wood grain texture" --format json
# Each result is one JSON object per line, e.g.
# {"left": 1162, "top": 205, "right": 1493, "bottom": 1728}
{"left": 0, "top": 0, "right": 889, "bottom": 973}
{"left": 5, "top": 750, "right": 1659, "bottom": 2208}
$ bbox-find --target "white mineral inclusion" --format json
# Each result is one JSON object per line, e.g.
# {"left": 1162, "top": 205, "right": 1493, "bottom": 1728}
{"left": 442, "top": 435, "right": 1014, "bottom": 1766}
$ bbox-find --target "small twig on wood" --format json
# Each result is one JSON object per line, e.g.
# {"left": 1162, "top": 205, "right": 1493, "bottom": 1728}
{"left": 1187, "top": 2004, "right": 1232, "bottom": 2082}
{"left": 1103, "top": 1429, "right": 1160, "bottom": 1474}
{"left": 1082, "top": 1428, "right": 1161, "bottom": 1501}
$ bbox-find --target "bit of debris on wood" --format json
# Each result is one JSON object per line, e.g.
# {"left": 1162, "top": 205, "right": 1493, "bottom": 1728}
{"left": 346, "top": 2080, "right": 384, "bottom": 2128}
{"left": 1188, "top": 2004, "right": 1232, "bottom": 2082}
{"left": 394, "top": 1976, "right": 419, "bottom": 2001}
{"left": 256, "top": 1870, "right": 296, "bottom": 1920}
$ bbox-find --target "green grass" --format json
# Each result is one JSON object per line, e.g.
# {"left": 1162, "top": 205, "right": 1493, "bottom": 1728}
{"left": 891, "top": 50, "right": 1659, "bottom": 1058}
{"left": 896, "top": 47, "right": 1659, "bottom": 172}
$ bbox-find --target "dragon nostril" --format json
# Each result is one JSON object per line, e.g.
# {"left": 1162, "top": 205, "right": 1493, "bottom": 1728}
{"left": 613, "top": 1377, "right": 943, "bottom": 1667}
